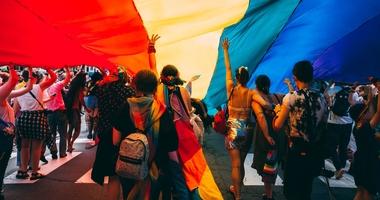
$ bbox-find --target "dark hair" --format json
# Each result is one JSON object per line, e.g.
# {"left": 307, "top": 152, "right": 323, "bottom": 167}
{"left": 255, "top": 75, "right": 270, "bottom": 94}
{"left": 235, "top": 67, "right": 249, "bottom": 86}
{"left": 133, "top": 69, "right": 158, "bottom": 94}
{"left": 0, "top": 73, "right": 9, "bottom": 83}
{"left": 22, "top": 70, "right": 29, "bottom": 82}
{"left": 65, "top": 72, "right": 86, "bottom": 109}
{"left": 161, "top": 64, "right": 178, "bottom": 77}
{"left": 160, "top": 64, "right": 184, "bottom": 86}
{"left": 292, "top": 60, "right": 314, "bottom": 83}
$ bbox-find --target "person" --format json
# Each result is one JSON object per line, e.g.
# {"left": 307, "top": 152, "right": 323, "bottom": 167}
{"left": 0, "top": 66, "right": 34, "bottom": 199}
{"left": 111, "top": 69, "right": 180, "bottom": 199}
{"left": 156, "top": 63, "right": 223, "bottom": 200}
{"left": 350, "top": 78, "right": 380, "bottom": 200}
{"left": 66, "top": 71, "right": 89, "bottom": 153}
{"left": 14, "top": 68, "right": 57, "bottom": 180}
{"left": 44, "top": 67, "right": 71, "bottom": 159}
{"left": 324, "top": 84, "right": 354, "bottom": 179}
{"left": 273, "top": 61, "right": 327, "bottom": 200}
{"left": 221, "top": 38, "right": 270, "bottom": 200}
{"left": 84, "top": 72, "right": 101, "bottom": 140}
{"left": 252, "top": 75, "right": 283, "bottom": 200}
{"left": 91, "top": 69, "right": 135, "bottom": 200}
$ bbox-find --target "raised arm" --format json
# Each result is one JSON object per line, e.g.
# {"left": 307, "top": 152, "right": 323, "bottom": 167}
{"left": 62, "top": 67, "right": 72, "bottom": 86}
{"left": 252, "top": 101, "right": 275, "bottom": 145}
{"left": 40, "top": 69, "right": 57, "bottom": 90}
{"left": 0, "top": 65, "right": 18, "bottom": 102}
{"left": 148, "top": 34, "right": 160, "bottom": 78}
{"left": 222, "top": 38, "right": 234, "bottom": 94}
{"left": 9, "top": 68, "right": 36, "bottom": 99}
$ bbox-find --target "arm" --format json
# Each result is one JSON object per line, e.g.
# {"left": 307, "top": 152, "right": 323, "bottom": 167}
{"left": 112, "top": 128, "right": 122, "bottom": 146}
{"left": 40, "top": 69, "right": 57, "bottom": 90}
{"left": 273, "top": 104, "right": 290, "bottom": 131}
{"left": 252, "top": 89, "right": 271, "bottom": 109}
{"left": 148, "top": 34, "right": 160, "bottom": 77}
{"left": 62, "top": 67, "right": 72, "bottom": 87}
{"left": 13, "top": 98, "right": 21, "bottom": 115}
{"left": 252, "top": 101, "right": 275, "bottom": 145}
{"left": 370, "top": 95, "right": 380, "bottom": 128}
{"left": 0, "top": 66, "right": 18, "bottom": 102}
{"left": 9, "top": 68, "right": 36, "bottom": 99}
{"left": 222, "top": 39, "right": 234, "bottom": 94}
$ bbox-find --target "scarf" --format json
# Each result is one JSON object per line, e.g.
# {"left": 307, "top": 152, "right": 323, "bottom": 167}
{"left": 127, "top": 96, "right": 166, "bottom": 145}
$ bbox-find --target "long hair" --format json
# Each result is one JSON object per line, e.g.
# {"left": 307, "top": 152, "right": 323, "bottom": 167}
{"left": 65, "top": 72, "right": 86, "bottom": 109}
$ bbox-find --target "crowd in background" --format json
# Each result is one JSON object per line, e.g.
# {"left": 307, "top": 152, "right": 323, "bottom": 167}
{"left": 0, "top": 35, "right": 379, "bottom": 200}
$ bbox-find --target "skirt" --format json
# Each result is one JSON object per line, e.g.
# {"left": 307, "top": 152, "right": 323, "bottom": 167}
{"left": 16, "top": 110, "right": 50, "bottom": 140}
{"left": 225, "top": 118, "right": 253, "bottom": 151}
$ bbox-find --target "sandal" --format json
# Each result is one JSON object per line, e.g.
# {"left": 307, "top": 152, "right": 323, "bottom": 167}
{"left": 30, "top": 172, "right": 45, "bottom": 180}
{"left": 15, "top": 171, "right": 29, "bottom": 179}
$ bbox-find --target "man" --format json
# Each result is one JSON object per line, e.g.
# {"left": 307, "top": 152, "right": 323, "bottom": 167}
{"left": 273, "top": 61, "right": 327, "bottom": 200}
{"left": 325, "top": 84, "right": 353, "bottom": 179}
{"left": 44, "top": 67, "right": 71, "bottom": 159}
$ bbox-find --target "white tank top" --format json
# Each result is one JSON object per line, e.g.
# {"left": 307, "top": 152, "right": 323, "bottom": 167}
{"left": 17, "top": 85, "right": 44, "bottom": 111}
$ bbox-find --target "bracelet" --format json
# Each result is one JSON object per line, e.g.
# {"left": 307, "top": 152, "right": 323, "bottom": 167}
{"left": 148, "top": 45, "right": 156, "bottom": 53}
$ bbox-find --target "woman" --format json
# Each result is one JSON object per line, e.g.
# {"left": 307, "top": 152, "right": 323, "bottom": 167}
{"left": 252, "top": 75, "right": 282, "bottom": 200}
{"left": 350, "top": 81, "right": 380, "bottom": 200}
{"left": 91, "top": 69, "right": 135, "bottom": 200}
{"left": 222, "top": 38, "right": 270, "bottom": 200}
{"left": 156, "top": 64, "right": 223, "bottom": 200}
{"left": 14, "top": 68, "right": 56, "bottom": 180}
{"left": 111, "top": 69, "right": 180, "bottom": 199}
{"left": 0, "top": 66, "right": 34, "bottom": 198}
{"left": 66, "top": 71, "right": 89, "bottom": 153}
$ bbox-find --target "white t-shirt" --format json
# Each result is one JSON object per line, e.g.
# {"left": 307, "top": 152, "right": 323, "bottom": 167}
{"left": 17, "top": 84, "right": 44, "bottom": 111}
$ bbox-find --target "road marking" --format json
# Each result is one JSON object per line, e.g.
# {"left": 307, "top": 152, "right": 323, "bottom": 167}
{"left": 5, "top": 152, "right": 81, "bottom": 184}
{"left": 318, "top": 160, "right": 356, "bottom": 188}
{"left": 243, "top": 153, "right": 283, "bottom": 186}
{"left": 75, "top": 169, "right": 108, "bottom": 184}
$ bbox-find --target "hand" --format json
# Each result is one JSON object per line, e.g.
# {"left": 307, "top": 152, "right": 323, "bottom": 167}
{"left": 149, "top": 34, "right": 161, "bottom": 45}
{"left": 265, "top": 135, "right": 276, "bottom": 146}
{"left": 189, "top": 75, "right": 201, "bottom": 82}
{"left": 274, "top": 104, "right": 281, "bottom": 114}
{"left": 222, "top": 38, "right": 229, "bottom": 50}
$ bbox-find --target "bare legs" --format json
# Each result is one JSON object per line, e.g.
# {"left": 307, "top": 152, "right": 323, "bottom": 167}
{"left": 228, "top": 149, "right": 242, "bottom": 200}
{"left": 20, "top": 139, "right": 43, "bottom": 173}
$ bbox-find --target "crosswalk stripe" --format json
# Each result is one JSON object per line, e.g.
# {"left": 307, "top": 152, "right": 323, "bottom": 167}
{"left": 319, "top": 160, "right": 356, "bottom": 188}
{"left": 4, "top": 152, "right": 81, "bottom": 184}
{"left": 75, "top": 169, "right": 108, "bottom": 184}
{"left": 243, "top": 153, "right": 283, "bottom": 186}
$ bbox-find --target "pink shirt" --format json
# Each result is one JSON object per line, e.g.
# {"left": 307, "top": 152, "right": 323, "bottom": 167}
{"left": 46, "top": 81, "right": 66, "bottom": 111}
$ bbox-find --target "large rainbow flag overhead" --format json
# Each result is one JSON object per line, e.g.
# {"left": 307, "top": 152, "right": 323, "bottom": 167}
{"left": 1, "top": 0, "right": 380, "bottom": 109}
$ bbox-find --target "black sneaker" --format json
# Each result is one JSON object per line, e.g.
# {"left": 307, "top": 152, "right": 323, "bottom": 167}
{"left": 30, "top": 172, "right": 45, "bottom": 180}
{"left": 51, "top": 154, "right": 58, "bottom": 160}
{"left": 40, "top": 156, "right": 48, "bottom": 164}
{"left": 87, "top": 134, "right": 92, "bottom": 139}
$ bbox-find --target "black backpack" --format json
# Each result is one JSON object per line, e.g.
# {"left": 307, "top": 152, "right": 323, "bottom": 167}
{"left": 331, "top": 89, "right": 350, "bottom": 116}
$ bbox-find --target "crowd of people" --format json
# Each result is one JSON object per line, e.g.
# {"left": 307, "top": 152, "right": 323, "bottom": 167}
{"left": 0, "top": 34, "right": 379, "bottom": 200}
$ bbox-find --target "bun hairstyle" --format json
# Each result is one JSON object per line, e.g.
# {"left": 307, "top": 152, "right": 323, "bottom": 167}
{"left": 160, "top": 64, "right": 185, "bottom": 86}
{"left": 255, "top": 75, "right": 270, "bottom": 95}
{"left": 235, "top": 66, "right": 249, "bottom": 86}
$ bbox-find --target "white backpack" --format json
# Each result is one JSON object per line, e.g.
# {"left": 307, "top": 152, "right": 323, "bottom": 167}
{"left": 115, "top": 131, "right": 149, "bottom": 180}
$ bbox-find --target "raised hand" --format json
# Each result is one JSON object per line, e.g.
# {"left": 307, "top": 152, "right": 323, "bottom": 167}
{"left": 149, "top": 34, "right": 161, "bottom": 45}
{"left": 222, "top": 38, "right": 229, "bottom": 50}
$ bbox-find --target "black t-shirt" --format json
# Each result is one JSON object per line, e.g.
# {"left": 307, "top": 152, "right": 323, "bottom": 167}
{"left": 111, "top": 103, "right": 178, "bottom": 168}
